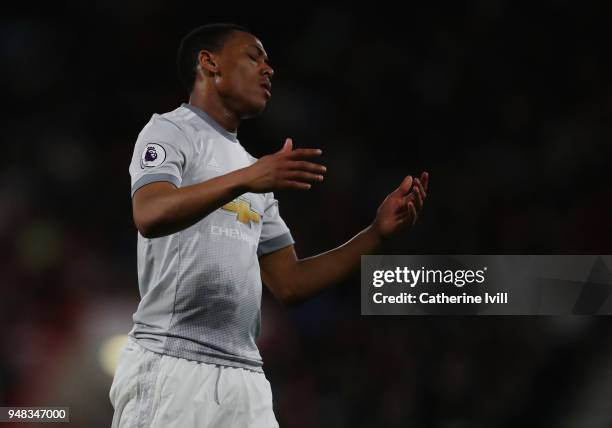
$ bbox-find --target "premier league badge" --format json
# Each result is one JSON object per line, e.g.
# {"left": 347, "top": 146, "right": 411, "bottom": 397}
{"left": 141, "top": 143, "right": 166, "bottom": 168}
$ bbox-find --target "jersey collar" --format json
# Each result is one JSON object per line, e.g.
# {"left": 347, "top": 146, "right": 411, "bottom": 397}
{"left": 182, "top": 103, "right": 239, "bottom": 143}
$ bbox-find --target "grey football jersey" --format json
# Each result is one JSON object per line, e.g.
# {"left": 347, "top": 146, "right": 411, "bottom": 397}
{"left": 127, "top": 103, "right": 294, "bottom": 372}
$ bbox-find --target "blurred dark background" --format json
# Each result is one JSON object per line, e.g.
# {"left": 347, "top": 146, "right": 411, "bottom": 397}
{"left": 2, "top": 1, "right": 612, "bottom": 427}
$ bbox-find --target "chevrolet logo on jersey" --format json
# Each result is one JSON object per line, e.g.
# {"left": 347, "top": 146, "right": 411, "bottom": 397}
{"left": 222, "top": 199, "right": 261, "bottom": 225}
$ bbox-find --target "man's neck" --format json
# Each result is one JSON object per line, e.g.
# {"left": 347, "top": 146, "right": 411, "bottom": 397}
{"left": 188, "top": 90, "right": 241, "bottom": 133}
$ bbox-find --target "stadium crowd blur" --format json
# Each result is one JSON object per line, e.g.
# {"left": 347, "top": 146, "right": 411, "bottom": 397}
{"left": 2, "top": 1, "right": 612, "bottom": 427}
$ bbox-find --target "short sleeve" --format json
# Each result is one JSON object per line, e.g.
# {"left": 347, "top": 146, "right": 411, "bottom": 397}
{"left": 257, "top": 193, "right": 295, "bottom": 257}
{"left": 129, "top": 115, "right": 191, "bottom": 197}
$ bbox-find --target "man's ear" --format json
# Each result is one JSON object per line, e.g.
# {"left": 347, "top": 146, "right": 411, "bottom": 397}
{"left": 197, "top": 50, "right": 219, "bottom": 76}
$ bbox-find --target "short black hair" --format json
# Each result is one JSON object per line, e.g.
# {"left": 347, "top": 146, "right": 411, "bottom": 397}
{"left": 177, "top": 23, "right": 250, "bottom": 93}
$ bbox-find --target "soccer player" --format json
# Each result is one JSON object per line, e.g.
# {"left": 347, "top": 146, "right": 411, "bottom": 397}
{"left": 110, "top": 23, "right": 428, "bottom": 427}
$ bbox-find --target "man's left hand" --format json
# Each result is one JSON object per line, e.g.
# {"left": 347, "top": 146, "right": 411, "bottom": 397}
{"left": 372, "top": 171, "right": 429, "bottom": 239}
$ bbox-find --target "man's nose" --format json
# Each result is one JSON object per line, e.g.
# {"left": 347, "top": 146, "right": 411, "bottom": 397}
{"left": 263, "top": 64, "right": 274, "bottom": 78}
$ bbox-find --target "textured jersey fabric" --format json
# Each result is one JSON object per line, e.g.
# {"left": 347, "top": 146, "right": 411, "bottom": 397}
{"left": 127, "top": 103, "right": 294, "bottom": 372}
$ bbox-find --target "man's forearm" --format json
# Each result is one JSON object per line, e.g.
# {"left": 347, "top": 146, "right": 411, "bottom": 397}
{"left": 136, "top": 169, "right": 249, "bottom": 238}
{"left": 135, "top": 143, "right": 326, "bottom": 238}
{"left": 290, "top": 225, "right": 383, "bottom": 302}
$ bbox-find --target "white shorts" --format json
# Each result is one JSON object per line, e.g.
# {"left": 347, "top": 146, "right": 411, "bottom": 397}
{"left": 109, "top": 337, "right": 279, "bottom": 428}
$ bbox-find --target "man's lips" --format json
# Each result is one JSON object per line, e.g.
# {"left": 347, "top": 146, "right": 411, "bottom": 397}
{"left": 260, "top": 81, "right": 272, "bottom": 98}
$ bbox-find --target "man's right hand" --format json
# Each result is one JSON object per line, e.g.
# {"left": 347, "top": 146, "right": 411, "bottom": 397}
{"left": 240, "top": 138, "right": 326, "bottom": 193}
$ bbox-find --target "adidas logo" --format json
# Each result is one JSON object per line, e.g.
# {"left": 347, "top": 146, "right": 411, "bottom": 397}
{"left": 207, "top": 156, "right": 220, "bottom": 169}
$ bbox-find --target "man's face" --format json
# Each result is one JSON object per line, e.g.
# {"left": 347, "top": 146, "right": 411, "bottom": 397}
{"left": 214, "top": 31, "right": 274, "bottom": 118}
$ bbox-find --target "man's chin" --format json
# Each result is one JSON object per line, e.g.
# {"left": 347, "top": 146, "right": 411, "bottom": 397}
{"left": 241, "top": 102, "right": 267, "bottom": 119}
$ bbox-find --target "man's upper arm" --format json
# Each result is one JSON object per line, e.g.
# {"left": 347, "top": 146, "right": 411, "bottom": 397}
{"left": 259, "top": 245, "right": 298, "bottom": 302}
{"left": 129, "top": 116, "right": 191, "bottom": 198}
{"left": 132, "top": 181, "right": 177, "bottom": 233}
{"left": 129, "top": 115, "right": 191, "bottom": 235}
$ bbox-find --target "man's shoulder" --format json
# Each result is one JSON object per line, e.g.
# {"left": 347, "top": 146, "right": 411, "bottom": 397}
{"left": 152, "top": 105, "right": 194, "bottom": 131}
{"left": 141, "top": 105, "right": 210, "bottom": 141}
